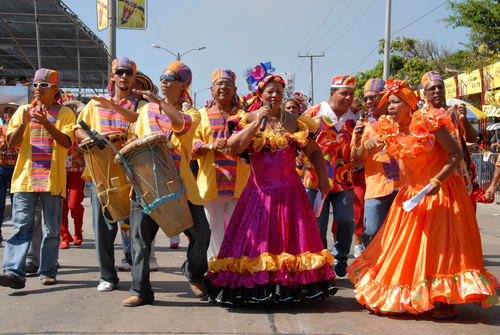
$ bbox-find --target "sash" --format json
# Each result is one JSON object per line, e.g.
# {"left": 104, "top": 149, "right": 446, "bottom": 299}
{"left": 30, "top": 106, "right": 60, "bottom": 192}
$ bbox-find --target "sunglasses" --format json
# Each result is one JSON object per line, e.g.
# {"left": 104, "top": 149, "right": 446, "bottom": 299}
{"left": 114, "top": 69, "right": 134, "bottom": 76}
{"left": 160, "top": 74, "right": 181, "bottom": 82}
{"left": 32, "top": 82, "right": 54, "bottom": 88}
{"left": 363, "top": 95, "right": 379, "bottom": 102}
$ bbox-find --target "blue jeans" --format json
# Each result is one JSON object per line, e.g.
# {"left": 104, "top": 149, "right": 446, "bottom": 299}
{"left": 2, "top": 192, "right": 62, "bottom": 280}
{"left": 363, "top": 191, "right": 398, "bottom": 246}
{"left": 0, "top": 165, "right": 14, "bottom": 241}
{"left": 306, "top": 188, "right": 354, "bottom": 261}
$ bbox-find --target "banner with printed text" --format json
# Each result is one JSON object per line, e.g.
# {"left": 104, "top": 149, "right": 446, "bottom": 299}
{"left": 444, "top": 77, "right": 456, "bottom": 98}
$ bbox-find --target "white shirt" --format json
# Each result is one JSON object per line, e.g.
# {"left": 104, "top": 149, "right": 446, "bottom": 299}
{"left": 317, "top": 101, "right": 355, "bottom": 130}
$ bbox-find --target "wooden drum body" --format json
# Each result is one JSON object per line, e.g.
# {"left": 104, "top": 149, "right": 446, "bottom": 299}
{"left": 79, "top": 132, "right": 131, "bottom": 221}
{"left": 115, "top": 133, "right": 193, "bottom": 237}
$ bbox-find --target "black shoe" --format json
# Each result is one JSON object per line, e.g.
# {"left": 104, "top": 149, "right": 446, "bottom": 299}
{"left": 25, "top": 263, "right": 39, "bottom": 275}
{"left": 334, "top": 260, "right": 347, "bottom": 278}
{"left": 0, "top": 273, "right": 26, "bottom": 289}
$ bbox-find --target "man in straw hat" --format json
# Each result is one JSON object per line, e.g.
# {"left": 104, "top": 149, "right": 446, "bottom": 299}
{"left": 0, "top": 68, "right": 75, "bottom": 288}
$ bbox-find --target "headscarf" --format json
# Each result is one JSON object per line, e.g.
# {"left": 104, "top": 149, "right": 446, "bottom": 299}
{"left": 331, "top": 75, "right": 356, "bottom": 88}
{"left": 378, "top": 79, "right": 419, "bottom": 111}
{"left": 421, "top": 71, "right": 443, "bottom": 89}
{"left": 364, "top": 78, "right": 385, "bottom": 93}
{"left": 112, "top": 57, "right": 137, "bottom": 73}
{"left": 205, "top": 68, "right": 240, "bottom": 108}
{"left": 285, "top": 92, "right": 309, "bottom": 113}
{"left": 244, "top": 74, "right": 285, "bottom": 111}
{"left": 165, "top": 61, "right": 193, "bottom": 105}
{"left": 34, "top": 68, "right": 60, "bottom": 87}
{"left": 108, "top": 57, "right": 137, "bottom": 96}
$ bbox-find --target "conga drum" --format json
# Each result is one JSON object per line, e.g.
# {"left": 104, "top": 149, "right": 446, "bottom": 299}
{"left": 115, "top": 133, "right": 193, "bottom": 237}
{"left": 79, "top": 131, "right": 131, "bottom": 222}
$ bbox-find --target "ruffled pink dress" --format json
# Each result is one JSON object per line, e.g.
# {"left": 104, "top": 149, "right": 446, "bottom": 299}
{"left": 207, "top": 112, "right": 336, "bottom": 305}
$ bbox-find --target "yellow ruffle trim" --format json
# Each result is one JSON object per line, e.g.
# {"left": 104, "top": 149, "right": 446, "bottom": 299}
{"left": 209, "top": 249, "right": 334, "bottom": 274}
{"left": 228, "top": 111, "right": 317, "bottom": 153}
{"left": 348, "top": 255, "right": 499, "bottom": 314}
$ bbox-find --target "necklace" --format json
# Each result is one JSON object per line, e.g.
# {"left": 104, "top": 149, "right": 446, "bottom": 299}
{"left": 268, "top": 109, "right": 287, "bottom": 133}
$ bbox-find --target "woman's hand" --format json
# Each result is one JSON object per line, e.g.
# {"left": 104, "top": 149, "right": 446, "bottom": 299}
{"left": 485, "top": 185, "right": 496, "bottom": 202}
{"left": 256, "top": 105, "right": 271, "bottom": 123}
{"left": 364, "top": 138, "right": 383, "bottom": 152}
{"left": 426, "top": 180, "right": 441, "bottom": 196}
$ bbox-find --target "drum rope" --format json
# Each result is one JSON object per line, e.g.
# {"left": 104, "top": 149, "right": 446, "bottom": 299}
{"left": 119, "top": 142, "right": 187, "bottom": 215}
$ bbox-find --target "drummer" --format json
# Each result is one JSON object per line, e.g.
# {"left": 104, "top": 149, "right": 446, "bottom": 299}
{"left": 192, "top": 68, "right": 250, "bottom": 259}
{"left": 0, "top": 68, "right": 75, "bottom": 289}
{"left": 122, "top": 61, "right": 210, "bottom": 307}
{"left": 74, "top": 57, "right": 146, "bottom": 293}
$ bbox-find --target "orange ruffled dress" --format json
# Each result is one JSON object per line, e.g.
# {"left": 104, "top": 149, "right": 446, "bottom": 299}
{"left": 347, "top": 108, "right": 499, "bottom": 314}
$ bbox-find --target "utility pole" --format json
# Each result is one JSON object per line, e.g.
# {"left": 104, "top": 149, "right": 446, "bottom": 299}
{"left": 107, "top": 0, "right": 117, "bottom": 76}
{"left": 298, "top": 52, "right": 324, "bottom": 105}
{"left": 383, "top": 0, "right": 392, "bottom": 80}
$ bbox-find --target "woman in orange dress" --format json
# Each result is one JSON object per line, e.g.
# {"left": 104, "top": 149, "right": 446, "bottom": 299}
{"left": 347, "top": 80, "right": 498, "bottom": 319}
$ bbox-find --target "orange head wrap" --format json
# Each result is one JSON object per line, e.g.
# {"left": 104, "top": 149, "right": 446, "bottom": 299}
{"left": 378, "top": 80, "right": 419, "bottom": 111}
{"left": 165, "top": 61, "right": 193, "bottom": 105}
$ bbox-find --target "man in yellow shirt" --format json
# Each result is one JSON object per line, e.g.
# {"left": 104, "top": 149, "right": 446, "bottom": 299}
{"left": 192, "top": 69, "right": 249, "bottom": 259}
{"left": 75, "top": 57, "right": 145, "bottom": 293}
{"left": 0, "top": 68, "right": 75, "bottom": 289}
{"left": 122, "top": 61, "right": 210, "bottom": 307}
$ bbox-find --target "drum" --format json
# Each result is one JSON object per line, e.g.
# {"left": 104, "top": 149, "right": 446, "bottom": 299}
{"left": 115, "top": 133, "right": 193, "bottom": 237}
{"left": 79, "top": 131, "right": 131, "bottom": 222}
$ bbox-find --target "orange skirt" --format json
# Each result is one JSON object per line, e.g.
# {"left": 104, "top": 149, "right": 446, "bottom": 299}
{"left": 347, "top": 176, "right": 499, "bottom": 314}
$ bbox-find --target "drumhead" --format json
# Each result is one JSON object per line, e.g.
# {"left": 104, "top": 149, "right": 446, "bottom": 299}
{"left": 115, "top": 133, "right": 168, "bottom": 164}
{"left": 79, "top": 131, "right": 126, "bottom": 150}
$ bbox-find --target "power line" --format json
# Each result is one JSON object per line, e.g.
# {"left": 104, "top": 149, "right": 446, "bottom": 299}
{"left": 308, "top": 0, "right": 353, "bottom": 52}
{"left": 298, "top": 0, "right": 340, "bottom": 53}
{"left": 323, "top": 0, "right": 378, "bottom": 52}
{"left": 298, "top": 53, "right": 325, "bottom": 105}
{"left": 392, "top": 0, "right": 449, "bottom": 35}
{"left": 350, "top": 0, "right": 449, "bottom": 74}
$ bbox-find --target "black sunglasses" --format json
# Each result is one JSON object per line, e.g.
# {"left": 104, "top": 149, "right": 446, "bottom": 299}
{"left": 115, "top": 69, "right": 134, "bottom": 76}
{"left": 160, "top": 74, "right": 181, "bottom": 82}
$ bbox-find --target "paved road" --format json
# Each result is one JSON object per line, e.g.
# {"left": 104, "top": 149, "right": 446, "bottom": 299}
{"left": 0, "top": 199, "right": 499, "bottom": 335}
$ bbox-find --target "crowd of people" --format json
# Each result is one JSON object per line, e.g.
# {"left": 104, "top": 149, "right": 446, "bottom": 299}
{"left": 0, "top": 57, "right": 498, "bottom": 319}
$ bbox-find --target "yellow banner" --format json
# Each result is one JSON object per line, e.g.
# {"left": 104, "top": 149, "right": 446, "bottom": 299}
{"left": 444, "top": 77, "right": 456, "bottom": 98}
{"left": 96, "top": 0, "right": 108, "bottom": 31}
{"left": 458, "top": 69, "right": 482, "bottom": 96}
{"left": 483, "top": 61, "right": 500, "bottom": 90}
{"left": 117, "top": 0, "right": 147, "bottom": 29}
{"left": 483, "top": 104, "right": 500, "bottom": 117}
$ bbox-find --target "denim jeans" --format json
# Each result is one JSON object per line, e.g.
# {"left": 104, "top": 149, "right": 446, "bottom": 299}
{"left": 0, "top": 165, "right": 14, "bottom": 241}
{"left": 363, "top": 191, "right": 398, "bottom": 246}
{"left": 90, "top": 183, "right": 121, "bottom": 286}
{"left": 306, "top": 188, "right": 354, "bottom": 261}
{"left": 129, "top": 193, "right": 210, "bottom": 300}
{"left": 2, "top": 192, "right": 62, "bottom": 280}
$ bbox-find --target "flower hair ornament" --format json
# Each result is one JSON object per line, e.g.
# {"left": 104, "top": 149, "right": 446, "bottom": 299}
{"left": 378, "top": 79, "right": 419, "bottom": 111}
{"left": 245, "top": 62, "right": 276, "bottom": 91}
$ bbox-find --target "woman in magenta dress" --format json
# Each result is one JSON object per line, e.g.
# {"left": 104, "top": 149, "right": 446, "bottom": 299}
{"left": 206, "top": 68, "right": 336, "bottom": 306}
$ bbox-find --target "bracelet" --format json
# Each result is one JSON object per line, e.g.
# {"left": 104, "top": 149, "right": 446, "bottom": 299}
{"left": 430, "top": 178, "right": 442, "bottom": 186}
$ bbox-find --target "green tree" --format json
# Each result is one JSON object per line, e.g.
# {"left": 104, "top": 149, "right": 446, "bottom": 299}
{"left": 444, "top": 0, "right": 500, "bottom": 53}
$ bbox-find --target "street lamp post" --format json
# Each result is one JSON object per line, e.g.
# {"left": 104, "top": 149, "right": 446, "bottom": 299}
{"left": 193, "top": 87, "right": 211, "bottom": 108}
{"left": 151, "top": 44, "right": 206, "bottom": 61}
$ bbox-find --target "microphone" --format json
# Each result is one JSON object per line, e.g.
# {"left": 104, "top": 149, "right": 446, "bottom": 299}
{"left": 78, "top": 120, "right": 106, "bottom": 150}
{"left": 259, "top": 103, "right": 272, "bottom": 131}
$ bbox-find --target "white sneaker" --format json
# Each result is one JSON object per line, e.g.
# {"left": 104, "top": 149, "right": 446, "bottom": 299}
{"left": 97, "top": 280, "right": 117, "bottom": 292}
{"left": 117, "top": 261, "right": 131, "bottom": 272}
{"left": 149, "top": 261, "right": 159, "bottom": 271}
{"left": 353, "top": 244, "right": 365, "bottom": 258}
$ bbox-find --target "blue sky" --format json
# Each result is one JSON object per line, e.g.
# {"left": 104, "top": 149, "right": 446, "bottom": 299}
{"left": 64, "top": 0, "right": 468, "bottom": 106}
